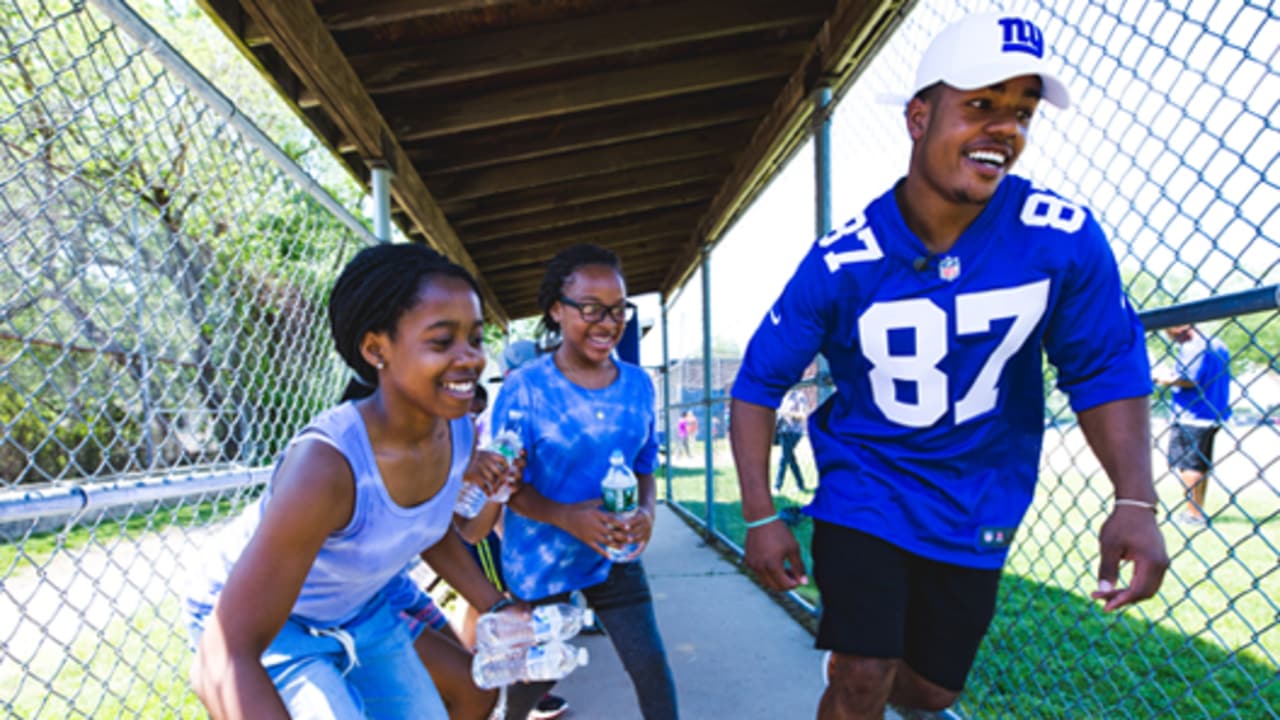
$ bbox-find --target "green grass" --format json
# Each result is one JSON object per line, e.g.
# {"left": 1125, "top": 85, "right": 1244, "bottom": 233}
{"left": 4, "top": 596, "right": 204, "bottom": 719}
{"left": 1, "top": 496, "right": 246, "bottom": 578}
{"left": 661, "top": 438, "right": 1280, "bottom": 718}
{"left": 1, "top": 497, "right": 248, "bottom": 718}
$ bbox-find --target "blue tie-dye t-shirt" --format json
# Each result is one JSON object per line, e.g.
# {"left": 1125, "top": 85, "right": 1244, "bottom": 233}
{"left": 493, "top": 352, "right": 659, "bottom": 601}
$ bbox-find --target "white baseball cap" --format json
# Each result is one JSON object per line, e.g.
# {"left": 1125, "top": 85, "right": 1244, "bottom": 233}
{"left": 912, "top": 12, "right": 1071, "bottom": 109}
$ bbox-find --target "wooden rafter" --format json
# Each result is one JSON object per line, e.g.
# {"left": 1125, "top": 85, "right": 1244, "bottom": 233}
{"left": 234, "top": 0, "right": 509, "bottom": 325}
{"left": 378, "top": 42, "right": 807, "bottom": 139}
{"left": 329, "top": 0, "right": 830, "bottom": 99}
{"left": 661, "top": 0, "right": 908, "bottom": 299}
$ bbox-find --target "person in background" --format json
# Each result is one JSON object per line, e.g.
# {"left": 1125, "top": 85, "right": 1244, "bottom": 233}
{"left": 676, "top": 410, "right": 695, "bottom": 458}
{"left": 184, "top": 243, "right": 509, "bottom": 719}
{"left": 495, "top": 244, "right": 678, "bottom": 719}
{"left": 774, "top": 388, "right": 809, "bottom": 492}
{"left": 729, "top": 14, "right": 1168, "bottom": 719}
{"left": 1154, "top": 323, "right": 1232, "bottom": 526}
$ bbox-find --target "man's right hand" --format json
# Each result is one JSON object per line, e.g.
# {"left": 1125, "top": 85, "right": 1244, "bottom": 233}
{"left": 744, "top": 520, "right": 809, "bottom": 591}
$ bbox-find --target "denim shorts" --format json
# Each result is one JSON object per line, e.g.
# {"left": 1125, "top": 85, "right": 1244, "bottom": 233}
{"left": 185, "top": 584, "right": 448, "bottom": 719}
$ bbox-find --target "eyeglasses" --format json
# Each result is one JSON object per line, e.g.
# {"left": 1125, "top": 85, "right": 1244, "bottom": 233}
{"left": 558, "top": 296, "right": 637, "bottom": 324}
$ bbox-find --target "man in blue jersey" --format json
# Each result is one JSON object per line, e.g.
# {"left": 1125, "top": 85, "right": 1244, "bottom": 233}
{"left": 729, "top": 13, "right": 1169, "bottom": 719}
{"left": 1155, "top": 324, "right": 1232, "bottom": 526}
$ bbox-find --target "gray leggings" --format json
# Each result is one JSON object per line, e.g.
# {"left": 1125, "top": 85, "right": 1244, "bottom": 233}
{"left": 505, "top": 560, "right": 678, "bottom": 719}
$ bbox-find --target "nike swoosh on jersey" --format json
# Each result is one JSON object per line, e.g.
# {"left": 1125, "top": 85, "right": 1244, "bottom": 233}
{"left": 769, "top": 307, "right": 781, "bottom": 325}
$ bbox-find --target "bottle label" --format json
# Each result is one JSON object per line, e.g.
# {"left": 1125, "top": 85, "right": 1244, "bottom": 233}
{"left": 531, "top": 608, "right": 555, "bottom": 639}
{"left": 602, "top": 484, "right": 637, "bottom": 514}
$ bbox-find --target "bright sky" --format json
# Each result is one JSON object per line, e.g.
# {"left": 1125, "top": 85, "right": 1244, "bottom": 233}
{"left": 641, "top": 0, "right": 1279, "bottom": 367}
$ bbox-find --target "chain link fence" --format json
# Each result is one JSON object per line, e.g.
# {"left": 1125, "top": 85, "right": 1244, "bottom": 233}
{"left": 3, "top": 0, "right": 1278, "bottom": 717}
{"left": 0, "top": 0, "right": 375, "bottom": 714}
{"left": 660, "top": 1, "right": 1278, "bottom": 718}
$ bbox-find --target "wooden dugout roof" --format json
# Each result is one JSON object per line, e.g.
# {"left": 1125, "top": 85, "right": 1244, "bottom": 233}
{"left": 198, "top": 0, "right": 907, "bottom": 326}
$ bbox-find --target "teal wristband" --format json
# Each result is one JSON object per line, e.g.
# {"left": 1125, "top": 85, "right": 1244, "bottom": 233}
{"left": 744, "top": 513, "right": 780, "bottom": 529}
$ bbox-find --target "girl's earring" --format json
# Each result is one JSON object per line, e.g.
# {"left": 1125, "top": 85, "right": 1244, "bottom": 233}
{"left": 376, "top": 360, "right": 385, "bottom": 370}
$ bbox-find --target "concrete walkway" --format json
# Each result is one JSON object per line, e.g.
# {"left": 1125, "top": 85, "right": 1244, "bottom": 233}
{"left": 550, "top": 503, "right": 826, "bottom": 719}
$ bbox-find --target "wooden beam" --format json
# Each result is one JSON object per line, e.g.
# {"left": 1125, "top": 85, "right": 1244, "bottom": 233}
{"left": 245, "top": 0, "right": 533, "bottom": 44}
{"left": 661, "top": 0, "right": 903, "bottom": 298}
{"left": 459, "top": 187, "right": 715, "bottom": 244}
{"left": 234, "top": 0, "right": 509, "bottom": 325}
{"left": 493, "top": 255, "right": 675, "bottom": 311}
{"left": 428, "top": 122, "right": 754, "bottom": 202}
{"left": 482, "top": 237, "right": 685, "bottom": 283}
{"left": 493, "top": 256, "right": 674, "bottom": 299}
{"left": 389, "top": 81, "right": 779, "bottom": 170}
{"left": 322, "top": 0, "right": 528, "bottom": 32}
{"left": 468, "top": 209, "right": 699, "bottom": 266}
{"left": 380, "top": 41, "right": 807, "bottom": 139}
{"left": 444, "top": 158, "right": 730, "bottom": 225}
{"left": 340, "top": 0, "right": 829, "bottom": 98}
{"left": 203, "top": 0, "right": 245, "bottom": 36}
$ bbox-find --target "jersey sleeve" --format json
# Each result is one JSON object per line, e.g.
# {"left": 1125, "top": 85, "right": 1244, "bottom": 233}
{"left": 732, "top": 237, "right": 839, "bottom": 409}
{"left": 1043, "top": 212, "right": 1153, "bottom": 412}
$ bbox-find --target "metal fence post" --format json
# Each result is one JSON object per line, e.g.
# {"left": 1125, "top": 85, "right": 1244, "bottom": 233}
{"left": 370, "top": 162, "right": 392, "bottom": 243}
{"left": 813, "top": 79, "right": 833, "bottom": 237}
{"left": 700, "top": 248, "right": 714, "bottom": 536}
{"left": 661, "top": 299, "right": 673, "bottom": 501}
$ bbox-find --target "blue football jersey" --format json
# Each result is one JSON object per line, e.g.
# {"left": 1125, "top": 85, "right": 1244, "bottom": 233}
{"left": 732, "top": 175, "right": 1152, "bottom": 569}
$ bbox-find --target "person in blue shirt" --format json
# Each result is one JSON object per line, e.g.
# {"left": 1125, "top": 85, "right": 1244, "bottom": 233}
{"left": 729, "top": 13, "right": 1169, "bottom": 719}
{"left": 185, "top": 244, "right": 510, "bottom": 719}
{"left": 1155, "top": 324, "right": 1232, "bottom": 525}
{"left": 493, "top": 244, "right": 678, "bottom": 719}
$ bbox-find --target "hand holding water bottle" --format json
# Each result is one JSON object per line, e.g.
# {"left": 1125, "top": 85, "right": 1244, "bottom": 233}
{"left": 483, "top": 411, "right": 526, "bottom": 503}
{"left": 455, "top": 448, "right": 522, "bottom": 519}
{"left": 476, "top": 601, "right": 594, "bottom": 648}
{"left": 602, "top": 450, "right": 645, "bottom": 562}
{"left": 457, "top": 410, "right": 528, "bottom": 518}
{"left": 470, "top": 594, "right": 592, "bottom": 689}
{"left": 613, "top": 505, "right": 654, "bottom": 561}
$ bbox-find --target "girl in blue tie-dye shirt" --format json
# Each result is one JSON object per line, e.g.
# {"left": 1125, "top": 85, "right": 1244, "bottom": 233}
{"left": 494, "top": 244, "right": 678, "bottom": 719}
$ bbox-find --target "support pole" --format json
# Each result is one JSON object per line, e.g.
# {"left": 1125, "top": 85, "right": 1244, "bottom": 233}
{"left": 370, "top": 162, "right": 392, "bottom": 242}
{"left": 814, "top": 80, "right": 834, "bottom": 237}
{"left": 700, "top": 250, "right": 714, "bottom": 537}
{"left": 661, "top": 299, "right": 673, "bottom": 501}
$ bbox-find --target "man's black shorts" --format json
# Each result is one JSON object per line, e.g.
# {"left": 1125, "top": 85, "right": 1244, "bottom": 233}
{"left": 1167, "top": 422, "right": 1218, "bottom": 473}
{"left": 811, "top": 521, "right": 1002, "bottom": 692}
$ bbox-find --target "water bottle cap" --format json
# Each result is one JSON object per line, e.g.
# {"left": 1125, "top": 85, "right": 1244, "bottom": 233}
{"left": 582, "top": 608, "right": 595, "bottom": 628}
{"left": 576, "top": 646, "right": 590, "bottom": 666}
{"left": 609, "top": 449, "right": 625, "bottom": 464}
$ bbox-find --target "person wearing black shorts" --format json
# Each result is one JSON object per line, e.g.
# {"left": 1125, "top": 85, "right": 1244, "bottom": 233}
{"left": 729, "top": 13, "right": 1168, "bottom": 719}
{"left": 812, "top": 523, "right": 1002, "bottom": 695}
{"left": 1155, "top": 324, "right": 1232, "bottom": 526}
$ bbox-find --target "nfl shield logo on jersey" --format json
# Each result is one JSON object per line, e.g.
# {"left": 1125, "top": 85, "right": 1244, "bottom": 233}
{"left": 939, "top": 255, "right": 961, "bottom": 281}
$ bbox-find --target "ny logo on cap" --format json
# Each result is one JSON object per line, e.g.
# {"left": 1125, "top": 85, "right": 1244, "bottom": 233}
{"left": 997, "top": 17, "right": 1044, "bottom": 58}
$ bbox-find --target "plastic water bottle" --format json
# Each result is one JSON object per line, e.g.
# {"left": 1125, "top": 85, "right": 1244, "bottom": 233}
{"left": 454, "top": 480, "right": 488, "bottom": 518}
{"left": 471, "top": 641, "right": 589, "bottom": 689}
{"left": 601, "top": 449, "right": 640, "bottom": 562}
{"left": 486, "top": 411, "right": 524, "bottom": 504}
{"left": 456, "top": 411, "right": 525, "bottom": 518}
{"left": 476, "top": 603, "right": 595, "bottom": 649}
